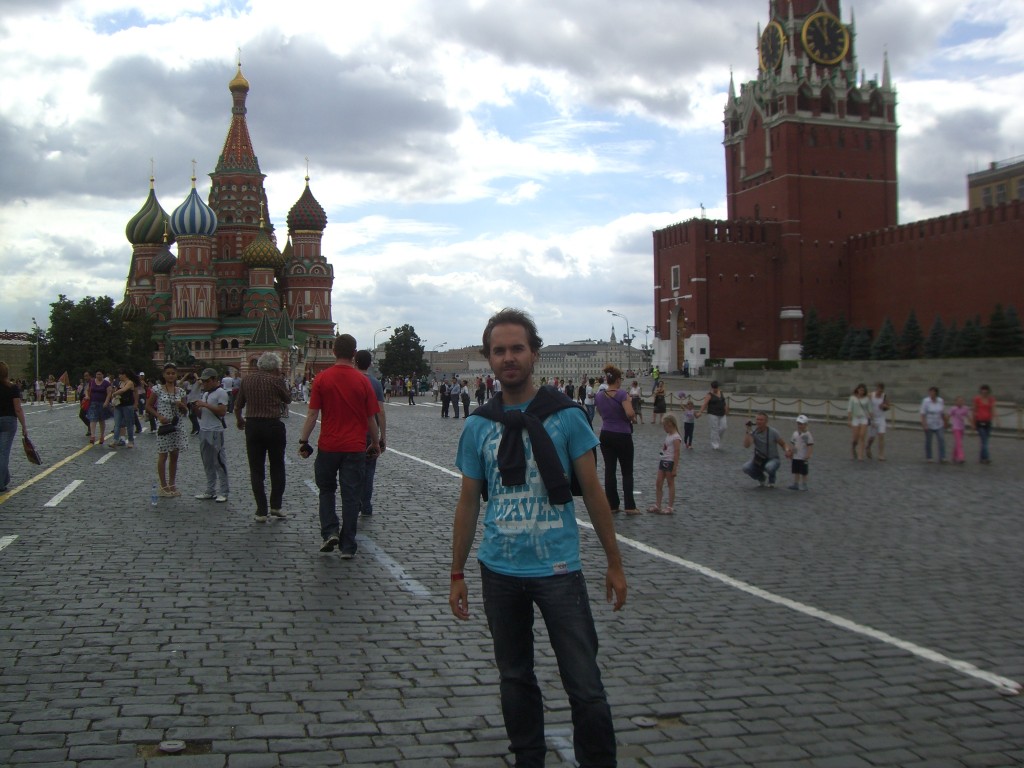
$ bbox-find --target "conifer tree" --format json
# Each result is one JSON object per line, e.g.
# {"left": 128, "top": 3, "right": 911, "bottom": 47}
{"left": 940, "top": 320, "right": 959, "bottom": 357}
{"left": 899, "top": 310, "right": 924, "bottom": 358}
{"left": 801, "top": 308, "right": 820, "bottom": 359}
{"left": 871, "top": 318, "right": 899, "bottom": 360}
{"left": 1004, "top": 306, "right": 1024, "bottom": 356}
{"left": 955, "top": 318, "right": 983, "bottom": 357}
{"left": 837, "top": 327, "right": 857, "bottom": 359}
{"left": 850, "top": 329, "right": 873, "bottom": 360}
{"left": 982, "top": 304, "right": 1019, "bottom": 356}
{"left": 820, "top": 315, "right": 847, "bottom": 359}
{"left": 923, "top": 315, "right": 945, "bottom": 358}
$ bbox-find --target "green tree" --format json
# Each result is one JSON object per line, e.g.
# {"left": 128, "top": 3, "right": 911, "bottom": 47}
{"left": 899, "top": 310, "right": 924, "bottom": 359}
{"left": 940, "top": 320, "right": 959, "bottom": 357}
{"left": 850, "top": 329, "right": 872, "bottom": 360}
{"left": 837, "top": 327, "right": 857, "bottom": 359}
{"left": 870, "top": 318, "right": 899, "bottom": 360}
{"left": 923, "top": 315, "right": 945, "bottom": 358}
{"left": 40, "top": 294, "right": 152, "bottom": 380}
{"left": 379, "top": 324, "right": 429, "bottom": 379}
{"left": 982, "top": 304, "right": 1022, "bottom": 356}
{"left": 819, "top": 315, "right": 847, "bottom": 359}
{"left": 954, "top": 317, "right": 983, "bottom": 357}
{"left": 801, "top": 308, "right": 820, "bottom": 359}
{"left": 1003, "top": 305, "right": 1024, "bottom": 356}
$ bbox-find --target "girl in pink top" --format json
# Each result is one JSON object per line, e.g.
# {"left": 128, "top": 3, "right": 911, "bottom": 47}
{"left": 948, "top": 396, "right": 972, "bottom": 464}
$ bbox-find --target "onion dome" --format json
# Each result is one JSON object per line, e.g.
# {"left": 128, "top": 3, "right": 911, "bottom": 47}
{"left": 125, "top": 177, "right": 174, "bottom": 245}
{"left": 115, "top": 296, "right": 143, "bottom": 322}
{"left": 153, "top": 245, "right": 177, "bottom": 274}
{"left": 242, "top": 217, "right": 285, "bottom": 269}
{"left": 170, "top": 176, "right": 218, "bottom": 237}
{"left": 287, "top": 176, "right": 327, "bottom": 232}
{"left": 281, "top": 236, "right": 293, "bottom": 262}
{"left": 229, "top": 63, "right": 250, "bottom": 93}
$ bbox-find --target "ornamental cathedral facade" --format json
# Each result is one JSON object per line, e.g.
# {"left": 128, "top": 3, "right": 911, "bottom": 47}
{"left": 652, "top": 0, "right": 1024, "bottom": 370}
{"left": 117, "top": 64, "right": 336, "bottom": 381}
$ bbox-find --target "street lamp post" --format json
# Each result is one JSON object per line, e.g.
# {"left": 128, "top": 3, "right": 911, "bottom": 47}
{"left": 606, "top": 309, "right": 632, "bottom": 374}
{"left": 373, "top": 326, "right": 391, "bottom": 357}
{"left": 32, "top": 317, "right": 39, "bottom": 387}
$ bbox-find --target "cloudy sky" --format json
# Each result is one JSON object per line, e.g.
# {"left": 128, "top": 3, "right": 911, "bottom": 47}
{"left": 1, "top": 0, "right": 1021, "bottom": 352}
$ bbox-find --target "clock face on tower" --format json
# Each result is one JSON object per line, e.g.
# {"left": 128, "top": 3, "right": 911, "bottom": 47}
{"left": 759, "top": 21, "right": 785, "bottom": 71}
{"left": 801, "top": 11, "right": 850, "bottom": 66}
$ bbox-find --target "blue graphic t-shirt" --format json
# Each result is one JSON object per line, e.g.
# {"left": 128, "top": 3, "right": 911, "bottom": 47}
{"left": 456, "top": 399, "right": 599, "bottom": 578}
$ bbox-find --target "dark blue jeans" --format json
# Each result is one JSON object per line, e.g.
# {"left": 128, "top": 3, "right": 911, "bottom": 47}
{"left": 976, "top": 421, "right": 992, "bottom": 461}
{"left": 314, "top": 450, "right": 365, "bottom": 552}
{"left": 480, "top": 563, "right": 616, "bottom": 768}
{"left": 361, "top": 454, "right": 377, "bottom": 515}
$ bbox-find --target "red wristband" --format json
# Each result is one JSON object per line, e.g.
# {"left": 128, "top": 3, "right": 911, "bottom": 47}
{"left": 450, "top": 572, "right": 465, "bottom": 582}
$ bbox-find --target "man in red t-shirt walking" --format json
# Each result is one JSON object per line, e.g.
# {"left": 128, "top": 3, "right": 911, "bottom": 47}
{"left": 298, "top": 334, "right": 381, "bottom": 557}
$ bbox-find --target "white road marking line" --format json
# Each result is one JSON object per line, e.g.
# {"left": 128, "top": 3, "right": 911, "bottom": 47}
{"left": 0, "top": 443, "right": 94, "bottom": 505}
{"left": 391, "top": 446, "right": 1022, "bottom": 695}
{"left": 0, "top": 535, "right": 17, "bottom": 551}
{"left": 302, "top": 479, "right": 431, "bottom": 597}
{"left": 95, "top": 452, "right": 116, "bottom": 465}
{"left": 583, "top": 522, "right": 1022, "bottom": 695}
{"left": 387, "top": 448, "right": 460, "bottom": 478}
{"left": 44, "top": 480, "right": 84, "bottom": 508}
{"left": 357, "top": 539, "right": 432, "bottom": 597}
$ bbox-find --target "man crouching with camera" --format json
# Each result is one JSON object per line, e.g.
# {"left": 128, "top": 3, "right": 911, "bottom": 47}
{"left": 742, "top": 412, "right": 792, "bottom": 489}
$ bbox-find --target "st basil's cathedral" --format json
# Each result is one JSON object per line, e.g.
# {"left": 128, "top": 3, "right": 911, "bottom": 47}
{"left": 115, "top": 63, "right": 336, "bottom": 381}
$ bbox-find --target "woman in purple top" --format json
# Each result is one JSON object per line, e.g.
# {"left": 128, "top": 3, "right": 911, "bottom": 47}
{"left": 87, "top": 369, "right": 112, "bottom": 446}
{"left": 594, "top": 364, "right": 638, "bottom": 514}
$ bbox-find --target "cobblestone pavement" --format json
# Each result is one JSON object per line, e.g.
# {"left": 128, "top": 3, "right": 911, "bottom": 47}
{"left": 1, "top": 398, "right": 1022, "bottom": 767}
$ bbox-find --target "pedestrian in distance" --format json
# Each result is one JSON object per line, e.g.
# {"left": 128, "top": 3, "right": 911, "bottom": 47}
{"left": 948, "top": 396, "right": 971, "bottom": 465}
{"left": 146, "top": 363, "right": 189, "bottom": 497}
{"left": 193, "top": 368, "right": 230, "bottom": 503}
{"left": 788, "top": 415, "right": 814, "bottom": 490}
{"left": 234, "top": 352, "right": 292, "bottom": 521}
{"left": 185, "top": 372, "right": 203, "bottom": 435}
{"left": 629, "top": 379, "right": 644, "bottom": 424}
{"left": 406, "top": 375, "right": 416, "bottom": 406}
{"left": 866, "top": 381, "right": 890, "bottom": 461}
{"left": 0, "top": 361, "right": 30, "bottom": 494}
{"left": 449, "top": 377, "right": 461, "bottom": 418}
{"left": 449, "top": 307, "right": 627, "bottom": 768}
{"left": 919, "top": 386, "right": 948, "bottom": 463}
{"left": 651, "top": 380, "right": 666, "bottom": 425}
{"left": 847, "top": 382, "right": 871, "bottom": 461}
{"left": 87, "top": 369, "right": 113, "bottom": 446}
{"left": 595, "top": 363, "right": 639, "bottom": 515}
{"left": 298, "top": 334, "right": 380, "bottom": 557}
{"left": 742, "top": 412, "right": 791, "bottom": 488}
{"left": 972, "top": 385, "right": 998, "bottom": 464}
{"left": 460, "top": 378, "right": 471, "bottom": 418}
{"left": 77, "top": 372, "right": 92, "bottom": 436}
{"left": 44, "top": 374, "right": 57, "bottom": 408}
{"left": 106, "top": 368, "right": 139, "bottom": 448}
{"left": 697, "top": 379, "right": 729, "bottom": 450}
{"left": 649, "top": 414, "right": 681, "bottom": 514}
{"left": 354, "top": 350, "right": 387, "bottom": 518}
{"left": 681, "top": 399, "right": 696, "bottom": 449}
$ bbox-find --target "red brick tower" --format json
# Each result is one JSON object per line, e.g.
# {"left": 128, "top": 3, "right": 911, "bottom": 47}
{"left": 723, "top": 0, "right": 897, "bottom": 355}
{"left": 207, "top": 62, "right": 273, "bottom": 318}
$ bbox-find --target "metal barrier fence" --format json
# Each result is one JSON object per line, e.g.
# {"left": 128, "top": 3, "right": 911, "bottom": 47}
{"left": 651, "top": 391, "right": 1023, "bottom": 439}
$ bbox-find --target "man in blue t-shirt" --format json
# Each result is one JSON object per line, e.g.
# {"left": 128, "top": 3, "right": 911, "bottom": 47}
{"left": 450, "top": 308, "right": 626, "bottom": 768}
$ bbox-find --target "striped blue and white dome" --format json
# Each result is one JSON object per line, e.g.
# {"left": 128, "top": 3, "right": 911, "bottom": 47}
{"left": 170, "top": 179, "right": 218, "bottom": 237}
